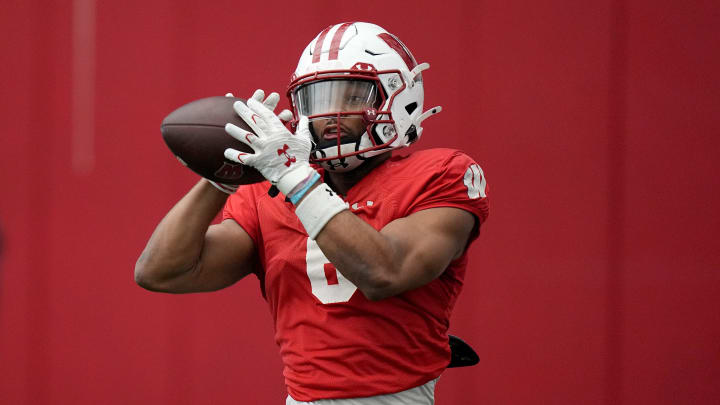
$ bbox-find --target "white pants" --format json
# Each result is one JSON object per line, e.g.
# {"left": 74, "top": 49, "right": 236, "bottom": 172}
{"left": 285, "top": 378, "right": 438, "bottom": 405}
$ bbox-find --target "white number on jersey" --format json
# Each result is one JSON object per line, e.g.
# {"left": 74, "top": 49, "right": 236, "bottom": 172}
{"left": 463, "top": 164, "right": 487, "bottom": 199}
{"left": 305, "top": 239, "right": 358, "bottom": 304}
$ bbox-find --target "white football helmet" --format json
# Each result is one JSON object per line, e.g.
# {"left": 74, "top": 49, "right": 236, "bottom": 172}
{"left": 287, "top": 22, "right": 442, "bottom": 172}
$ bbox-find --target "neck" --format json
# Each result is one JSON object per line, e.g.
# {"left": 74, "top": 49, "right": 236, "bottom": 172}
{"left": 324, "top": 152, "right": 392, "bottom": 195}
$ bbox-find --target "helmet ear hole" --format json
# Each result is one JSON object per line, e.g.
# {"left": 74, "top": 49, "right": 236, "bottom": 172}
{"left": 405, "top": 102, "right": 418, "bottom": 115}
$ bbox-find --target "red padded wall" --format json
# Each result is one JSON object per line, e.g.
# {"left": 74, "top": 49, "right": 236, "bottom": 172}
{"left": 1, "top": 1, "right": 718, "bottom": 404}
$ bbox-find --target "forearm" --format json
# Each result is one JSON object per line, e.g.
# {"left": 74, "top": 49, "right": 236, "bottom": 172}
{"left": 315, "top": 210, "right": 400, "bottom": 300}
{"left": 135, "top": 179, "right": 228, "bottom": 286}
{"left": 302, "top": 183, "right": 473, "bottom": 301}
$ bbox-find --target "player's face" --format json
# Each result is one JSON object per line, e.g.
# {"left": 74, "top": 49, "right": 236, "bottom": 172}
{"left": 310, "top": 115, "right": 366, "bottom": 145}
{"left": 295, "top": 80, "right": 378, "bottom": 145}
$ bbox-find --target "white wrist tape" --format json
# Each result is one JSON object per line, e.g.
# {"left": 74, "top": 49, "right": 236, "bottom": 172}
{"left": 277, "top": 164, "right": 316, "bottom": 196}
{"left": 294, "top": 184, "right": 349, "bottom": 239}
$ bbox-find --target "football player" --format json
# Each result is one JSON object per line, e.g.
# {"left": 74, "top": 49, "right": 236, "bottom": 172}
{"left": 136, "top": 22, "right": 489, "bottom": 404}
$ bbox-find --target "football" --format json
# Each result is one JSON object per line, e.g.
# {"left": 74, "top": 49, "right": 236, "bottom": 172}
{"left": 161, "top": 96, "right": 265, "bottom": 185}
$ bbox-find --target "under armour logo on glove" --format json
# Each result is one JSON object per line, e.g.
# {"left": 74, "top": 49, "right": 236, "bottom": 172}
{"left": 223, "top": 97, "right": 313, "bottom": 190}
{"left": 277, "top": 144, "right": 296, "bottom": 167}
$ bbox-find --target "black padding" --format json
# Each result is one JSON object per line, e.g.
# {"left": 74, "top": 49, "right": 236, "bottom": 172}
{"left": 448, "top": 335, "right": 480, "bottom": 368}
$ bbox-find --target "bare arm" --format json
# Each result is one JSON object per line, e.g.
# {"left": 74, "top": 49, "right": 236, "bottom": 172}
{"left": 315, "top": 206, "right": 476, "bottom": 301}
{"left": 134, "top": 179, "right": 257, "bottom": 293}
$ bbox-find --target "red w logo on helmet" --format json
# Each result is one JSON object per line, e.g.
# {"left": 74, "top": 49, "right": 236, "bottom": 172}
{"left": 277, "top": 144, "right": 296, "bottom": 167}
{"left": 377, "top": 32, "right": 417, "bottom": 70}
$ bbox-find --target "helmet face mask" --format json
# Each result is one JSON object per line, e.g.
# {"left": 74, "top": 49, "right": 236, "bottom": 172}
{"left": 295, "top": 78, "right": 385, "bottom": 169}
{"left": 287, "top": 22, "right": 439, "bottom": 172}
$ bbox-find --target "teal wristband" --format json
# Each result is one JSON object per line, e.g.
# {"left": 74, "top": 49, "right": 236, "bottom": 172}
{"left": 289, "top": 172, "right": 321, "bottom": 205}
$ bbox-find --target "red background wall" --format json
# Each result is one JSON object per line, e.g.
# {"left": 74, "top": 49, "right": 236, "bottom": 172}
{"left": 1, "top": 1, "right": 719, "bottom": 404}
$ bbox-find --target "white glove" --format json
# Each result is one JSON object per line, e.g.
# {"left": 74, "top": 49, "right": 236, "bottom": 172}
{"left": 210, "top": 90, "right": 295, "bottom": 195}
{"left": 226, "top": 89, "right": 293, "bottom": 122}
{"left": 224, "top": 98, "right": 315, "bottom": 196}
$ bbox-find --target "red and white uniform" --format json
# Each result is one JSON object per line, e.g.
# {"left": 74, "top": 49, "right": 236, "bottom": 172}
{"left": 223, "top": 148, "right": 489, "bottom": 401}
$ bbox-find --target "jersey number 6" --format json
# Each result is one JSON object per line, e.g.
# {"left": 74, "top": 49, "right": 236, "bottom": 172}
{"left": 305, "top": 239, "right": 357, "bottom": 304}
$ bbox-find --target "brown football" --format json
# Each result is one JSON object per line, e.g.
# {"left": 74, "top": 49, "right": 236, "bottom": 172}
{"left": 161, "top": 96, "right": 264, "bottom": 185}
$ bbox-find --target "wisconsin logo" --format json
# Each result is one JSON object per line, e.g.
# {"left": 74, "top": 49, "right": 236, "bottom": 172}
{"left": 215, "top": 162, "right": 244, "bottom": 179}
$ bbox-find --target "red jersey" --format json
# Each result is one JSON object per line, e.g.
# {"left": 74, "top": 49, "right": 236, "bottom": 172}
{"left": 223, "top": 148, "right": 489, "bottom": 401}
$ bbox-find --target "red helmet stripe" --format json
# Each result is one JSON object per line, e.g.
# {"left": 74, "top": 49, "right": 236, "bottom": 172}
{"left": 312, "top": 25, "right": 333, "bottom": 63}
{"left": 328, "top": 22, "right": 353, "bottom": 60}
{"left": 377, "top": 32, "right": 417, "bottom": 70}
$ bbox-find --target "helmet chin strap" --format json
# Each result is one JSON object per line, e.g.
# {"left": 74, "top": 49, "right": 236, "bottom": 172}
{"left": 313, "top": 131, "right": 378, "bottom": 173}
{"left": 314, "top": 142, "right": 367, "bottom": 172}
{"left": 319, "top": 155, "right": 365, "bottom": 173}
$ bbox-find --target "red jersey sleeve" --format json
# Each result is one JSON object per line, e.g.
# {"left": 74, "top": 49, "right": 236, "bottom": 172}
{"left": 222, "top": 184, "right": 262, "bottom": 246}
{"left": 404, "top": 150, "right": 489, "bottom": 225}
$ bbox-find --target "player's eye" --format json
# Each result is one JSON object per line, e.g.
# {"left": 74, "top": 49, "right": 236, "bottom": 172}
{"left": 346, "top": 95, "right": 365, "bottom": 104}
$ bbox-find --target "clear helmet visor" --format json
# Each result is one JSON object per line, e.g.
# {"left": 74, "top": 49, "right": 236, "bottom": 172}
{"left": 293, "top": 79, "right": 388, "bottom": 172}
{"left": 295, "top": 79, "right": 379, "bottom": 117}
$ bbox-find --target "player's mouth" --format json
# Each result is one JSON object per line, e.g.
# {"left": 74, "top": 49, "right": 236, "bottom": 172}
{"left": 322, "top": 126, "right": 351, "bottom": 141}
